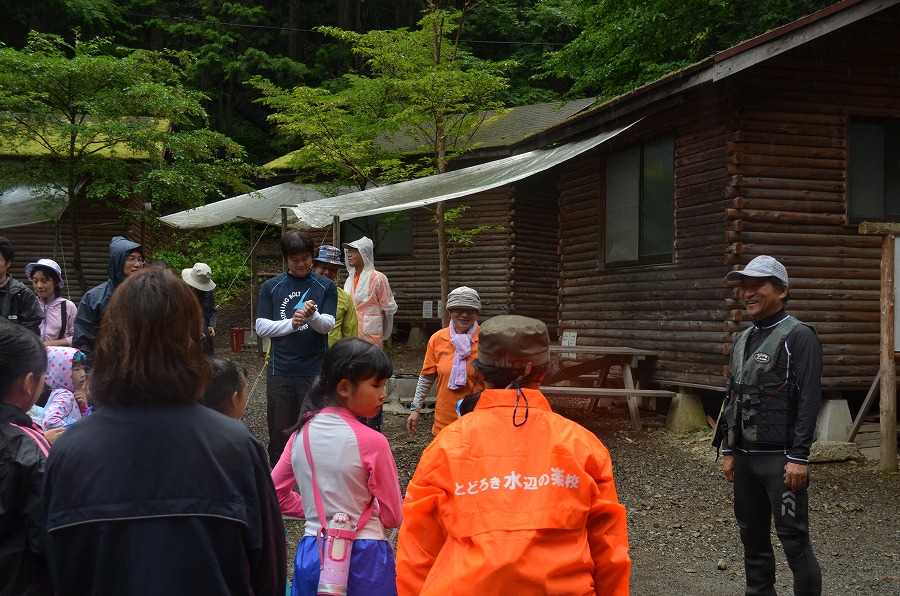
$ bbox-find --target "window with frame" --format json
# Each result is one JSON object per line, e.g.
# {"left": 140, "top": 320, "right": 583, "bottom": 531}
{"left": 848, "top": 119, "right": 900, "bottom": 222}
{"left": 340, "top": 212, "right": 413, "bottom": 258}
{"left": 604, "top": 135, "right": 675, "bottom": 266}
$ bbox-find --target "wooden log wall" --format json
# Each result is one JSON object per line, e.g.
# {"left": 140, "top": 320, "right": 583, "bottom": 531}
{"left": 360, "top": 188, "right": 514, "bottom": 326}
{"left": 556, "top": 5, "right": 900, "bottom": 391}
{"left": 509, "top": 169, "right": 562, "bottom": 336}
{"left": 723, "top": 7, "right": 899, "bottom": 389}
{"left": 1, "top": 202, "right": 146, "bottom": 304}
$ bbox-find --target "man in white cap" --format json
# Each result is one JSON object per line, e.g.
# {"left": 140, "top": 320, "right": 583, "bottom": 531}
{"left": 715, "top": 255, "right": 822, "bottom": 595}
{"left": 182, "top": 262, "right": 217, "bottom": 355}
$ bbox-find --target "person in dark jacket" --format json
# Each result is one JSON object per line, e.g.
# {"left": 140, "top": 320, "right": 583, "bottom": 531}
{"left": 0, "top": 320, "right": 52, "bottom": 596}
{"left": 181, "top": 262, "right": 217, "bottom": 355}
{"left": 43, "top": 268, "right": 287, "bottom": 595}
{"left": 715, "top": 255, "right": 823, "bottom": 596}
{"left": 72, "top": 236, "right": 144, "bottom": 364}
{"left": 0, "top": 235, "right": 43, "bottom": 334}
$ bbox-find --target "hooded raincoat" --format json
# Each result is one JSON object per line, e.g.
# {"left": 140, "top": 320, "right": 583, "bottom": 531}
{"left": 41, "top": 347, "right": 88, "bottom": 430}
{"left": 73, "top": 237, "right": 142, "bottom": 362}
{"left": 344, "top": 237, "right": 397, "bottom": 347}
{"left": 396, "top": 388, "right": 631, "bottom": 595}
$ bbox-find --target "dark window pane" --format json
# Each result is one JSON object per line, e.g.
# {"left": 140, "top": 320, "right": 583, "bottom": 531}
{"left": 605, "top": 146, "right": 641, "bottom": 264}
{"left": 340, "top": 213, "right": 413, "bottom": 257}
{"left": 885, "top": 122, "right": 900, "bottom": 219}
{"left": 849, "top": 121, "right": 886, "bottom": 221}
{"left": 642, "top": 136, "right": 674, "bottom": 258}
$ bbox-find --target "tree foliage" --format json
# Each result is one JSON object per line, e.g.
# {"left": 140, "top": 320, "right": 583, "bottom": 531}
{"left": 0, "top": 32, "right": 257, "bottom": 289}
{"left": 542, "top": 0, "right": 840, "bottom": 99}
{"left": 254, "top": 2, "right": 511, "bottom": 319}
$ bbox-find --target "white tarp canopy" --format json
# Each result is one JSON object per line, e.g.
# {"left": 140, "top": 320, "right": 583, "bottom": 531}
{"left": 0, "top": 185, "right": 69, "bottom": 229}
{"left": 158, "top": 183, "right": 347, "bottom": 229}
{"left": 287, "top": 121, "right": 637, "bottom": 228}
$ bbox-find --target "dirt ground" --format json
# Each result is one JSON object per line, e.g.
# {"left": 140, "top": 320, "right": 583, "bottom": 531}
{"left": 217, "top": 295, "right": 900, "bottom": 595}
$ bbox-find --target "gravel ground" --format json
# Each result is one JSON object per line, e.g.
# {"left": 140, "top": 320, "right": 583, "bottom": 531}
{"left": 217, "top": 297, "right": 899, "bottom": 595}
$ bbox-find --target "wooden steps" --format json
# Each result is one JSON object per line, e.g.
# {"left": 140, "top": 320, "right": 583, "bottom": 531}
{"left": 853, "top": 416, "right": 900, "bottom": 461}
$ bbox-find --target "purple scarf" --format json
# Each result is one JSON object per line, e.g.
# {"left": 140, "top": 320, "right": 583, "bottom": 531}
{"left": 448, "top": 321, "right": 477, "bottom": 390}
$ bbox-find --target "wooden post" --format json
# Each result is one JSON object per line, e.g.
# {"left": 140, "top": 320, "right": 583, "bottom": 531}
{"left": 332, "top": 215, "right": 340, "bottom": 248}
{"left": 880, "top": 235, "right": 898, "bottom": 470}
{"left": 858, "top": 223, "right": 899, "bottom": 471}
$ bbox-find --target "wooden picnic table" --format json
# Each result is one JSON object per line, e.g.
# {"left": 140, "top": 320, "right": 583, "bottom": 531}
{"left": 540, "top": 345, "right": 675, "bottom": 431}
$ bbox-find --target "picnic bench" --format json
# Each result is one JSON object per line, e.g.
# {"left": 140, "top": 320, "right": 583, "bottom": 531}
{"left": 540, "top": 345, "right": 675, "bottom": 431}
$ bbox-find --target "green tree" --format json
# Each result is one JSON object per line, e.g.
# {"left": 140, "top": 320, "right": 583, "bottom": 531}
{"left": 542, "top": 0, "right": 839, "bottom": 99}
{"left": 255, "top": 2, "right": 510, "bottom": 319}
{"left": 0, "top": 32, "right": 257, "bottom": 291}
{"left": 461, "top": 0, "right": 577, "bottom": 105}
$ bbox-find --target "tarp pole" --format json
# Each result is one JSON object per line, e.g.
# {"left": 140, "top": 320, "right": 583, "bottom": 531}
{"left": 281, "top": 208, "right": 288, "bottom": 274}
{"left": 333, "top": 215, "right": 340, "bottom": 247}
{"left": 250, "top": 221, "right": 262, "bottom": 357}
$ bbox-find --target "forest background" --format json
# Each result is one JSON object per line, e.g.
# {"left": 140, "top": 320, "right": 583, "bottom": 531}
{"left": 0, "top": 0, "right": 840, "bottom": 302}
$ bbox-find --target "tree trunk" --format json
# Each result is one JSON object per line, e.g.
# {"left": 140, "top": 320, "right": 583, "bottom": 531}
{"left": 68, "top": 190, "right": 87, "bottom": 293}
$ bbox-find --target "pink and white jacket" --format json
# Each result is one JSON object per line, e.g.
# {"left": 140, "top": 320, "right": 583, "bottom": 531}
{"left": 41, "top": 347, "right": 87, "bottom": 430}
{"left": 271, "top": 406, "right": 403, "bottom": 540}
{"left": 38, "top": 296, "right": 76, "bottom": 345}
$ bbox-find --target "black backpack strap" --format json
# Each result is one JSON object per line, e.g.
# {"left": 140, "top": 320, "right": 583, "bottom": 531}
{"left": 57, "top": 301, "right": 68, "bottom": 340}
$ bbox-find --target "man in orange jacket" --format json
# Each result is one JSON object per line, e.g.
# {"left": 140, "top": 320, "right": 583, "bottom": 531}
{"left": 396, "top": 315, "right": 631, "bottom": 595}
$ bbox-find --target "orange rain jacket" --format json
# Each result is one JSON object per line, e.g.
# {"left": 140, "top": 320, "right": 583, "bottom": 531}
{"left": 396, "top": 388, "right": 630, "bottom": 595}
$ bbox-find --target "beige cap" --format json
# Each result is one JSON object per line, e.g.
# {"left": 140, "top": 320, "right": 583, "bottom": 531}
{"left": 446, "top": 286, "right": 481, "bottom": 310}
{"left": 477, "top": 315, "right": 550, "bottom": 368}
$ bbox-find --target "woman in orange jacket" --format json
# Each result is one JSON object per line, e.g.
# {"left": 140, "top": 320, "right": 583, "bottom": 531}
{"left": 406, "top": 286, "right": 484, "bottom": 437}
{"left": 396, "top": 315, "right": 631, "bottom": 595}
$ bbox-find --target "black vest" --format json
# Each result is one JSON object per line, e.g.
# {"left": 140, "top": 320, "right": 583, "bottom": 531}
{"left": 730, "top": 316, "right": 803, "bottom": 446}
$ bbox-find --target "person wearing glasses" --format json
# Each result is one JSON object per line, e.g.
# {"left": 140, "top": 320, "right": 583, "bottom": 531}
{"left": 73, "top": 236, "right": 144, "bottom": 365}
{"left": 406, "top": 286, "right": 484, "bottom": 438}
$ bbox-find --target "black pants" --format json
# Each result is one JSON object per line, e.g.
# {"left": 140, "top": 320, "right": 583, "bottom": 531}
{"left": 266, "top": 375, "right": 314, "bottom": 467}
{"left": 733, "top": 450, "right": 821, "bottom": 596}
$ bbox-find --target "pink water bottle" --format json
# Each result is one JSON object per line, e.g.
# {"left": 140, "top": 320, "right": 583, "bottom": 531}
{"left": 317, "top": 513, "right": 355, "bottom": 595}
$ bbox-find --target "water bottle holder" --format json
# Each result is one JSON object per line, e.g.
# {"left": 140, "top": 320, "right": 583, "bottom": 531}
{"left": 327, "top": 528, "right": 357, "bottom": 540}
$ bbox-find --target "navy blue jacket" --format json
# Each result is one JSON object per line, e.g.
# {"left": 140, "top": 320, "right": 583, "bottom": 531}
{"left": 43, "top": 403, "right": 287, "bottom": 595}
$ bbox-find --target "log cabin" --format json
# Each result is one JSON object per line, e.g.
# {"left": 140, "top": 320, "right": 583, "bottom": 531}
{"left": 539, "top": 0, "right": 900, "bottom": 399}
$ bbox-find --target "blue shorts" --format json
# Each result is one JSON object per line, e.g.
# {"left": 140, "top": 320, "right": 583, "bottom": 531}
{"left": 292, "top": 535, "right": 397, "bottom": 596}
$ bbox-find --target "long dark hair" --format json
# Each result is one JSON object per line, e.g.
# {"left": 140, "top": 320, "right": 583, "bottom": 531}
{"left": 91, "top": 267, "right": 211, "bottom": 406}
{"left": 0, "top": 320, "right": 47, "bottom": 400}
{"left": 292, "top": 337, "right": 392, "bottom": 430}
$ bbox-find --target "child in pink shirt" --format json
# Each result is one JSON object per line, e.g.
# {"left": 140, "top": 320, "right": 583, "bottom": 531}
{"left": 271, "top": 338, "right": 402, "bottom": 595}
{"left": 41, "top": 347, "right": 89, "bottom": 430}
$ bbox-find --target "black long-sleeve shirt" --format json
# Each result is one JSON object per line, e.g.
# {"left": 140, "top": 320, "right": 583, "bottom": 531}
{"left": 723, "top": 308, "right": 823, "bottom": 463}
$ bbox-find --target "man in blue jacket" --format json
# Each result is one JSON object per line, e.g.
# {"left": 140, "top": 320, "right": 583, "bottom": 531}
{"left": 256, "top": 231, "right": 337, "bottom": 466}
{"left": 73, "top": 236, "right": 144, "bottom": 364}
